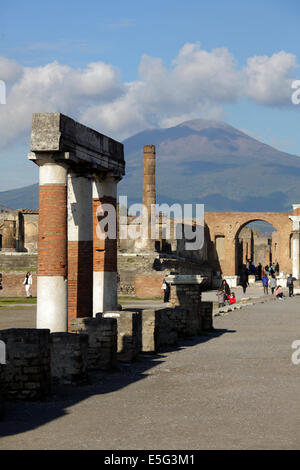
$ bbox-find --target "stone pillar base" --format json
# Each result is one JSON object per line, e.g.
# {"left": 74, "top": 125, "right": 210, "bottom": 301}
{"left": 102, "top": 311, "right": 140, "bottom": 362}
{"left": 50, "top": 333, "right": 89, "bottom": 385}
{"left": 70, "top": 317, "right": 117, "bottom": 371}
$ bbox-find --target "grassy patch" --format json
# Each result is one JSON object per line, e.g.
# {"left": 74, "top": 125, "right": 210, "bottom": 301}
{"left": 0, "top": 297, "right": 37, "bottom": 304}
{"left": 118, "top": 296, "right": 163, "bottom": 301}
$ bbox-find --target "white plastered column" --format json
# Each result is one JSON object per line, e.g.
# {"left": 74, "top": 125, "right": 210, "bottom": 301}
{"left": 289, "top": 214, "right": 300, "bottom": 279}
{"left": 36, "top": 161, "right": 68, "bottom": 332}
{"left": 92, "top": 174, "right": 118, "bottom": 316}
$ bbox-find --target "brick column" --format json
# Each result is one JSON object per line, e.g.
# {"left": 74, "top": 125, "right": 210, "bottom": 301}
{"left": 67, "top": 171, "right": 93, "bottom": 328}
{"left": 140, "top": 144, "right": 156, "bottom": 251}
{"left": 37, "top": 161, "right": 68, "bottom": 332}
{"left": 92, "top": 174, "right": 118, "bottom": 315}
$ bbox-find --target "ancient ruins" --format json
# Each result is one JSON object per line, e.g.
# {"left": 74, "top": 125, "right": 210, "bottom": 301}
{"left": 1, "top": 111, "right": 300, "bottom": 410}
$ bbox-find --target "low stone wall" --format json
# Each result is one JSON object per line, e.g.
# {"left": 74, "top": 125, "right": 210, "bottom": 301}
{"left": 102, "top": 311, "right": 140, "bottom": 362}
{"left": 0, "top": 272, "right": 37, "bottom": 297}
{"left": 70, "top": 317, "right": 117, "bottom": 371}
{"left": 140, "top": 309, "right": 160, "bottom": 353}
{"left": 199, "top": 302, "right": 213, "bottom": 331}
{"left": 0, "top": 328, "right": 51, "bottom": 400}
{"left": 50, "top": 333, "right": 89, "bottom": 385}
{"left": 0, "top": 364, "right": 5, "bottom": 418}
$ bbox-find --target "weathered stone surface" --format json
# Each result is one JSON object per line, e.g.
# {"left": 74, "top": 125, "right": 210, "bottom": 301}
{"left": 0, "top": 364, "right": 5, "bottom": 418}
{"left": 0, "top": 329, "right": 51, "bottom": 400}
{"left": 70, "top": 317, "right": 117, "bottom": 370}
{"left": 102, "top": 311, "right": 140, "bottom": 362}
{"left": 50, "top": 332, "right": 88, "bottom": 385}
{"left": 29, "top": 113, "right": 125, "bottom": 176}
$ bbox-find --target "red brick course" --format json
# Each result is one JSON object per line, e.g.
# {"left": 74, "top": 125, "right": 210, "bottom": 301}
{"left": 0, "top": 273, "right": 37, "bottom": 297}
{"left": 93, "top": 197, "right": 117, "bottom": 272}
{"left": 38, "top": 185, "right": 67, "bottom": 277}
{"left": 67, "top": 240, "right": 93, "bottom": 328}
{"left": 135, "top": 274, "right": 165, "bottom": 299}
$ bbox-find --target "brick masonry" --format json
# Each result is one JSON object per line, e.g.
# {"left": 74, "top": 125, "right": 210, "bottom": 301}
{"left": 70, "top": 317, "right": 117, "bottom": 371}
{"left": 0, "top": 328, "right": 51, "bottom": 400}
{"left": 50, "top": 332, "right": 89, "bottom": 385}
{"left": 38, "top": 185, "right": 67, "bottom": 277}
{"left": 134, "top": 273, "right": 165, "bottom": 298}
{"left": 67, "top": 240, "right": 93, "bottom": 326}
{"left": 93, "top": 196, "right": 117, "bottom": 273}
{"left": 0, "top": 273, "right": 37, "bottom": 297}
{"left": 102, "top": 311, "right": 140, "bottom": 362}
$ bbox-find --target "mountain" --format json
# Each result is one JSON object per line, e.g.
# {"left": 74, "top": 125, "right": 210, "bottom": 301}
{"left": 119, "top": 119, "right": 300, "bottom": 212}
{"left": 1, "top": 119, "right": 300, "bottom": 212}
{"left": 0, "top": 184, "right": 38, "bottom": 210}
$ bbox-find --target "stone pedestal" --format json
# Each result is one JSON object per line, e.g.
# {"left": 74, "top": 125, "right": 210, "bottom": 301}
{"left": 166, "top": 274, "right": 207, "bottom": 336}
{"left": 224, "top": 275, "right": 240, "bottom": 288}
{"left": 70, "top": 317, "right": 117, "bottom": 370}
{"left": 50, "top": 333, "right": 89, "bottom": 385}
{"left": 0, "top": 329, "right": 51, "bottom": 400}
{"left": 102, "top": 311, "right": 141, "bottom": 362}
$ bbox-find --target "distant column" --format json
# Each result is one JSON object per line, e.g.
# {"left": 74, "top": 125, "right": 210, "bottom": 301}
{"left": 289, "top": 205, "right": 300, "bottom": 279}
{"left": 141, "top": 145, "right": 156, "bottom": 250}
{"left": 92, "top": 174, "right": 118, "bottom": 315}
{"left": 67, "top": 171, "right": 93, "bottom": 328}
{"left": 36, "top": 161, "right": 68, "bottom": 332}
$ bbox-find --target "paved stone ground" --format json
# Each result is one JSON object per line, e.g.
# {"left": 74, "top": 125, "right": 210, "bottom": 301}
{"left": 0, "top": 296, "right": 300, "bottom": 450}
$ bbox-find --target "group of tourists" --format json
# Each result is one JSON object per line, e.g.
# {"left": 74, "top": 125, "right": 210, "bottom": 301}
{"left": 245, "top": 259, "right": 280, "bottom": 281}
{"left": 262, "top": 272, "right": 296, "bottom": 298}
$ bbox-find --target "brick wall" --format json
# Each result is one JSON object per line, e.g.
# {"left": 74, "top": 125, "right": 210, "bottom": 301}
{"left": 0, "top": 329, "right": 51, "bottom": 399}
{"left": 38, "top": 185, "right": 67, "bottom": 277}
{"left": 0, "top": 273, "right": 37, "bottom": 297}
{"left": 50, "top": 333, "right": 89, "bottom": 385}
{"left": 70, "top": 317, "right": 117, "bottom": 371}
{"left": 134, "top": 273, "right": 165, "bottom": 298}
{"left": 67, "top": 240, "right": 93, "bottom": 326}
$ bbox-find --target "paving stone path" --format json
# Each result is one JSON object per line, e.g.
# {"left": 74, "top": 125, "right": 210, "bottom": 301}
{"left": 1, "top": 295, "right": 300, "bottom": 449}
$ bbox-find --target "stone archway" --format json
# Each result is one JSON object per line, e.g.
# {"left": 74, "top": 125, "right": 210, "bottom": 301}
{"left": 205, "top": 211, "right": 293, "bottom": 277}
{"left": 235, "top": 218, "right": 280, "bottom": 275}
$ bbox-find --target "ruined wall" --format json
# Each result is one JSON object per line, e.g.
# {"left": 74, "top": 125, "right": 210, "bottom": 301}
{"left": 0, "top": 272, "right": 37, "bottom": 297}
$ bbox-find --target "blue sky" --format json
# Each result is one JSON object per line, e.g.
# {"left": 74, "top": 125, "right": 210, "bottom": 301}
{"left": 0, "top": 0, "right": 300, "bottom": 190}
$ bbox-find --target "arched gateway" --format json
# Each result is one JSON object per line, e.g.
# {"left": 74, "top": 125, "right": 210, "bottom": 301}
{"left": 205, "top": 208, "right": 300, "bottom": 280}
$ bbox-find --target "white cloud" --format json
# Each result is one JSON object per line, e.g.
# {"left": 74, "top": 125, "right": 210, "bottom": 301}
{"left": 245, "top": 51, "right": 298, "bottom": 105}
{"left": 0, "top": 44, "right": 298, "bottom": 149}
{"left": 0, "top": 57, "right": 23, "bottom": 83}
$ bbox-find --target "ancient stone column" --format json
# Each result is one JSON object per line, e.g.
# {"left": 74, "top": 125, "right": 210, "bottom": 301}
{"left": 289, "top": 205, "right": 300, "bottom": 279}
{"left": 92, "top": 174, "right": 118, "bottom": 315}
{"left": 36, "top": 161, "right": 68, "bottom": 332}
{"left": 291, "top": 231, "right": 300, "bottom": 279}
{"left": 67, "top": 171, "right": 93, "bottom": 327}
{"left": 2, "top": 220, "right": 16, "bottom": 251}
{"left": 140, "top": 144, "right": 156, "bottom": 251}
{"left": 29, "top": 112, "right": 125, "bottom": 330}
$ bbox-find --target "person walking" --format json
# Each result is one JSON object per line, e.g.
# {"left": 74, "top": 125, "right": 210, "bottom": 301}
{"left": 240, "top": 267, "right": 249, "bottom": 295}
{"left": 269, "top": 274, "right": 276, "bottom": 295}
{"left": 257, "top": 263, "right": 262, "bottom": 281}
{"left": 161, "top": 278, "right": 170, "bottom": 302}
{"left": 23, "top": 272, "right": 32, "bottom": 297}
{"left": 262, "top": 273, "right": 269, "bottom": 295}
{"left": 287, "top": 274, "right": 296, "bottom": 297}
